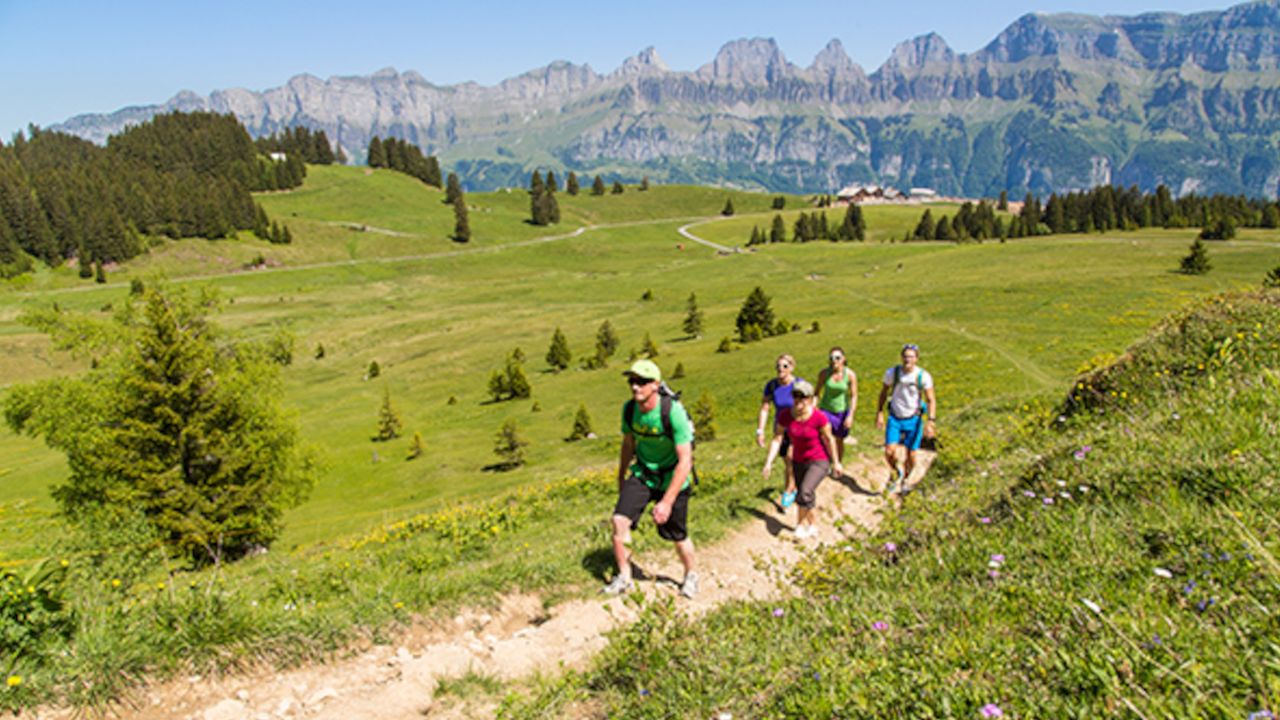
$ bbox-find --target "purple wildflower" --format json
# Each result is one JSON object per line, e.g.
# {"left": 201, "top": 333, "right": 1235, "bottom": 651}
{"left": 1043, "top": 497, "right": 1054, "bottom": 505}
{"left": 979, "top": 517, "right": 992, "bottom": 524}
{"left": 991, "top": 554, "right": 1005, "bottom": 563}
{"left": 1082, "top": 445, "right": 1092, "bottom": 452}
{"left": 1073, "top": 451, "right": 1086, "bottom": 461}
{"left": 871, "top": 621, "right": 889, "bottom": 631}
{"left": 980, "top": 703, "right": 1004, "bottom": 718}
{"left": 773, "top": 608, "right": 785, "bottom": 617}
{"left": 1248, "top": 711, "right": 1275, "bottom": 720}
{"left": 884, "top": 542, "right": 898, "bottom": 553}
{"left": 988, "top": 570, "right": 1000, "bottom": 580}
{"left": 1024, "top": 490, "right": 1036, "bottom": 498}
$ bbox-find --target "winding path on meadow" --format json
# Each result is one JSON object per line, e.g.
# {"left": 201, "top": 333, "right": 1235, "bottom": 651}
{"left": 40, "top": 452, "right": 929, "bottom": 720}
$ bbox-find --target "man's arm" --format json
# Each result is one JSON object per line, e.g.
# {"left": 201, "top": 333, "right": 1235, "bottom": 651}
{"left": 924, "top": 386, "right": 938, "bottom": 439}
{"left": 618, "top": 433, "right": 636, "bottom": 490}
{"left": 653, "top": 443, "right": 692, "bottom": 525}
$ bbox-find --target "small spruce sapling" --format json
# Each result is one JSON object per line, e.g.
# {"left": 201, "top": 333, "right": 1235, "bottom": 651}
{"left": 671, "top": 362, "right": 686, "bottom": 379}
{"left": 493, "top": 418, "right": 530, "bottom": 469}
{"left": 376, "top": 386, "right": 402, "bottom": 441}
{"left": 407, "top": 431, "right": 426, "bottom": 460}
{"left": 692, "top": 391, "right": 718, "bottom": 442}
{"left": 568, "top": 403, "right": 594, "bottom": 441}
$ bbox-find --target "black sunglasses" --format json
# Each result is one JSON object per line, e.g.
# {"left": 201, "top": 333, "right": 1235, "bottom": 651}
{"left": 628, "top": 376, "right": 654, "bottom": 386}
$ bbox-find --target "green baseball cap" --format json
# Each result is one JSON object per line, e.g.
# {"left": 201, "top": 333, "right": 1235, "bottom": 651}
{"left": 624, "top": 359, "right": 662, "bottom": 382}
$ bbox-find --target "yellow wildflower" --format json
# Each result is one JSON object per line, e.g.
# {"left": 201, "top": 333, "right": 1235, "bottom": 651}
{"left": 6, "top": 676, "right": 20, "bottom": 687}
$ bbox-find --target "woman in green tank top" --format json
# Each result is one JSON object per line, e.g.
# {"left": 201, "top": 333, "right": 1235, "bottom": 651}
{"left": 816, "top": 347, "right": 857, "bottom": 467}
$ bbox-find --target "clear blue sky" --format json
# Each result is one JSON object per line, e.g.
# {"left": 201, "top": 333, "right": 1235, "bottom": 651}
{"left": 0, "top": 0, "right": 1229, "bottom": 139}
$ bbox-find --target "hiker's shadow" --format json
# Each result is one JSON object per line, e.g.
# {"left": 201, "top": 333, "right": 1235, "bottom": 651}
{"left": 832, "top": 471, "right": 879, "bottom": 497}
{"left": 730, "top": 491, "right": 791, "bottom": 537}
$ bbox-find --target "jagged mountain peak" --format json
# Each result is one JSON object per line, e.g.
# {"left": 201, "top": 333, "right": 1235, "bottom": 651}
{"left": 612, "top": 46, "right": 670, "bottom": 78}
{"left": 810, "top": 38, "right": 863, "bottom": 77}
{"left": 881, "top": 32, "right": 956, "bottom": 71}
{"left": 697, "top": 37, "right": 794, "bottom": 84}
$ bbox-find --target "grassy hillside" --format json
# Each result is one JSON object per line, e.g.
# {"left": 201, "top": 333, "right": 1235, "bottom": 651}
{"left": 2, "top": 166, "right": 1280, "bottom": 713}
{"left": 1, "top": 168, "right": 1278, "bottom": 560}
{"left": 501, "top": 289, "right": 1280, "bottom": 719}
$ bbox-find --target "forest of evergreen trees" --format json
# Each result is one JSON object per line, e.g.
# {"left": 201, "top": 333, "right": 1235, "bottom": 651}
{"left": 0, "top": 111, "right": 299, "bottom": 278}
{"left": 910, "top": 184, "right": 1280, "bottom": 242}
{"left": 366, "top": 136, "right": 442, "bottom": 188}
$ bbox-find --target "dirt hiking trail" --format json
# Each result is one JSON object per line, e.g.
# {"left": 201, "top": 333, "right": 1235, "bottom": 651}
{"left": 33, "top": 450, "right": 932, "bottom": 720}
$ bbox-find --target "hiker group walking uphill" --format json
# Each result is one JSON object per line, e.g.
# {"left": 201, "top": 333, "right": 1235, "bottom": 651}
{"left": 602, "top": 344, "right": 937, "bottom": 597}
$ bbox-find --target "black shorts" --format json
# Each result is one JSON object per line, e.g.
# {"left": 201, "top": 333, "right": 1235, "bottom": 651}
{"left": 612, "top": 475, "right": 691, "bottom": 542}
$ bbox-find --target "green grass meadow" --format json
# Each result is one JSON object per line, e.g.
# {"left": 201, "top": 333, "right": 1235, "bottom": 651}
{"left": 1, "top": 166, "right": 1277, "bottom": 557}
{"left": 3, "top": 165, "right": 1280, "bottom": 713}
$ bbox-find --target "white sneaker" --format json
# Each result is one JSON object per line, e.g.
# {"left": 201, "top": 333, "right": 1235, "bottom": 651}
{"left": 794, "top": 524, "right": 814, "bottom": 539}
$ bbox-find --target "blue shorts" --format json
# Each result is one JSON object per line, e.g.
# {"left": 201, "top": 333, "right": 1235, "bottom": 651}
{"left": 885, "top": 414, "right": 923, "bottom": 451}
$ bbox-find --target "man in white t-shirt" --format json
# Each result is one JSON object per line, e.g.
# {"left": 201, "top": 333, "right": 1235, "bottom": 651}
{"left": 874, "top": 344, "right": 937, "bottom": 494}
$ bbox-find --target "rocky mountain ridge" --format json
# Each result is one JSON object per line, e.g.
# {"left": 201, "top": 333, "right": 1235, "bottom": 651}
{"left": 53, "top": 0, "right": 1280, "bottom": 197}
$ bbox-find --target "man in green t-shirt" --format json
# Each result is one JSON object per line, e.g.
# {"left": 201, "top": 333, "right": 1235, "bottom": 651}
{"left": 602, "top": 359, "right": 698, "bottom": 598}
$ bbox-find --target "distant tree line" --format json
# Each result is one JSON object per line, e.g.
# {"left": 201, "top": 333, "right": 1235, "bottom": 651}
{"left": 366, "top": 136, "right": 442, "bottom": 188}
{"left": 910, "top": 184, "right": 1280, "bottom": 243}
{"left": 1, "top": 111, "right": 292, "bottom": 277}
{"left": 746, "top": 204, "right": 865, "bottom": 245}
{"left": 255, "top": 126, "right": 340, "bottom": 165}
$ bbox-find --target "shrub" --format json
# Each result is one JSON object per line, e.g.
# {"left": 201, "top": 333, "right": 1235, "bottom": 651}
{"left": 1180, "top": 238, "right": 1211, "bottom": 275}
{"left": 493, "top": 418, "right": 529, "bottom": 468}
{"left": 671, "top": 362, "right": 686, "bottom": 379}
{"left": 367, "top": 360, "right": 381, "bottom": 378}
{"left": 407, "top": 431, "right": 425, "bottom": 459}
{"left": 691, "top": 391, "right": 717, "bottom": 442}
{"left": 716, "top": 336, "right": 734, "bottom": 353}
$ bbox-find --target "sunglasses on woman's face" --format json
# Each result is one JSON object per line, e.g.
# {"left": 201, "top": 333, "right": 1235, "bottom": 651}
{"left": 776, "top": 363, "right": 791, "bottom": 370}
{"left": 830, "top": 354, "right": 843, "bottom": 362}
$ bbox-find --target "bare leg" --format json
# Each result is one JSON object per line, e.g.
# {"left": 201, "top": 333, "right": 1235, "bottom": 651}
{"left": 611, "top": 515, "right": 633, "bottom": 581}
{"left": 796, "top": 506, "right": 814, "bottom": 529}
{"left": 674, "top": 538, "right": 695, "bottom": 576}
{"left": 784, "top": 445, "right": 797, "bottom": 494}
{"left": 904, "top": 449, "right": 919, "bottom": 488}
{"left": 883, "top": 444, "right": 902, "bottom": 488}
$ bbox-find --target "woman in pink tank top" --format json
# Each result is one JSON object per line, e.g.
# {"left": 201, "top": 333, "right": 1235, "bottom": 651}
{"left": 762, "top": 379, "right": 843, "bottom": 540}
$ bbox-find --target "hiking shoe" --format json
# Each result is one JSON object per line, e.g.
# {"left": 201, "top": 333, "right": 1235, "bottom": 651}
{"left": 794, "top": 524, "right": 812, "bottom": 539}
{"left": 884, "top": 472, "right": 897, "bottom": 494}
{"left": 602, "top": 575, "right": 634, "bottom": 595}
{"left": 781, "top": 491, "right": 796, "bottom": 508}
{"left": 680, "top": 572, "right": 699, "bottom": 599}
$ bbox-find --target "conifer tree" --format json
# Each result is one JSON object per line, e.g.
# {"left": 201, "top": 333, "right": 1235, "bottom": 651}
{"left": 94, "top": 260, "right": 106, "bottom": 284}
{"left": 717, "top": 335, "right": 733, "bottom": 353}
{"left": 770, "top": 214, "right": 786, "bottom": 243}
{"left": 1180, "top": 238, "right": 1212, "bottom": 275}
{"left": 493, "top": 418, "right": 529, "bottom": 469}
{"left": 367, "top": 136, "right": 387, "bottom": 168}
{"left": 530, "top": 170, "right": 544, "bottom": 196}
{"left": 643, "top": 331, "right": 660, "bottom": 358}
{"left": 640, "top": 177, "right": 650, "bottom": 191}
{"left": 682, "top": 292, "right": 704, "bottom": 337}
{"left": 546, "top": 327, "right": 572, "bottom": 370}
{"left": 591, "top": 175, "right": 606, "bottom": 196}
{"left": 914, "top": 209, "right": 936, "bottom": 240}
{"left": 611, "top": 180, "right": 625, "bottom": 195}
{"left": 998, "top": 190, "right": 1009, "bottom": 211}
{"left": 424, "top": 156, "right": 442, "bottom": 188}
{"left": 488, "top": 368, "right": 510, "bottom": 401}
{"left": 546, "top": 170, "right": 558, "bottom": 193}
{"left": 407, "top": 431, "right": 426, "bottom": 460}
{"left": 935, "top": 215, "right": 956, "bottom": 241}
{"left": 692, "top": 390, "right": 718, "bottom": 442}
{"left": 671, "top": 362, "right": 686, "bottom": 379}
{"left": 2, "top": 282, "right": 316, "bottom": 562}
{"left": 367, "top": 360, "right": 381, "bottom": 378}
{"left": 566, "top": 171, "right": 580, "bottom": 196}
{"left": 445, "top": 173, "right": 462, "bottom": 204}
{"left": 453, "top": 194, "right": 471, "bottom": 242}
{"left": 1263, "top": 264, "right": 1280, "bottom": 287}
{"left": 281, "top": 224, "right": 293, "bottom": 245}
{"left": 736, "top": 286, "right": 775, "bottom": 342}
{"left": 78, "top": 245, "right": 93, "bottom": 279}
{"left": 596, "top": 319, "right": 619, "bottom": 360}
{"left": 315, "top": 343, "right": 325, "bottom": 360}
{"left": 748, "top": 226, "right": 762, "bottom": 246}
{"left": 567, "top": 403, "right": 594, "bottom": 441}
{"left": 507, "top": 360, "right": 532, "bottom": 399}
{"left": 373, "top": 384, "right": 399, "bottom": 440}
{"left": 846, "top": 204, "right": 866, "bottom": 241}
{"left": 722, "top": 198, "right": 735, "bottom": 216}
